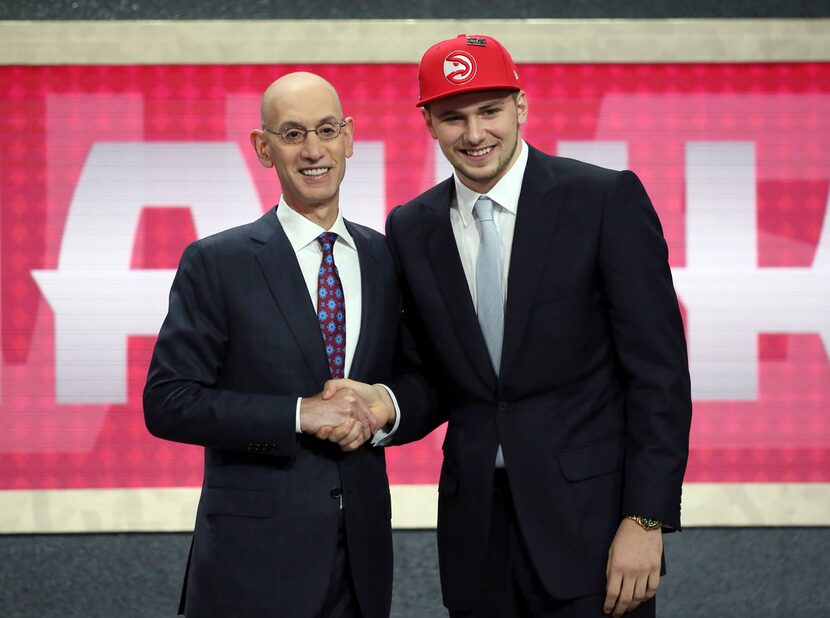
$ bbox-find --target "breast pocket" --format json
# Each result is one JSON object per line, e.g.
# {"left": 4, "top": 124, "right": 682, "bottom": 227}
{"left": 527, "top": 291, "right": 607, "bottom": 380}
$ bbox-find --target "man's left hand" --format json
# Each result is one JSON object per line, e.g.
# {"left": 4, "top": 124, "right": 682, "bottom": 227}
{"left": 603, "top": 517, "right": 662, "bottom": 616}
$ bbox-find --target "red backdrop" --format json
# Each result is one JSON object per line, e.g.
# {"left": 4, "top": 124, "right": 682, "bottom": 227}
{"left": 1, "top": 63, "right": 828, "bottom": 489}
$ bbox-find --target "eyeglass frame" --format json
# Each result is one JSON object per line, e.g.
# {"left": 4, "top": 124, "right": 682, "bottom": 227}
{"left": 263, "top": 119, "right": 348, "bottom": 145}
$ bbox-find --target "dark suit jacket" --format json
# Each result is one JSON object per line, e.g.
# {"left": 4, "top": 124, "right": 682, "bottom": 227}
{"left": 387, "top": 145, "right": 692, "bottom": 610}
{"left": 144, "top": 209, "right": 399, "bottom": 618}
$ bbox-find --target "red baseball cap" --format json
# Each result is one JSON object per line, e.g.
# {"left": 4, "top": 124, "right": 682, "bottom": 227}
{"left": 417, "top": 34, "right": 522, "bottom": 107}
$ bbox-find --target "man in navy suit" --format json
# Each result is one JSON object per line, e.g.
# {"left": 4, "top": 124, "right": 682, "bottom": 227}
{"left": 144, "top": 72, "right": 399, "bottom": 618}
{"left": 326, "top": 35, "right": 692, "bottom": 617}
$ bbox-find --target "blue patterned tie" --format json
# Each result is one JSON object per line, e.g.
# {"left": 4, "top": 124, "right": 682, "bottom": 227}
{"left": 316, "top": 232, "right": 346, "bottom": 379}
{"left": 474, "top": 196, "right": 506, "bottom": 468}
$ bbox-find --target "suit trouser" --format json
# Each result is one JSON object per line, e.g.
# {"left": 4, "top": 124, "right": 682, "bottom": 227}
{"left": 318, "top": 508, "right": 363, "bottom": 618}
{"left": 449, "top": 470, "right": 656, "bottom": 618}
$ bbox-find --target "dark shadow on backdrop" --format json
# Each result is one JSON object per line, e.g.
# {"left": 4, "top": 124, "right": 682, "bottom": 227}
{"left": 0, "top": 0, "right": 829, "bottom": 19}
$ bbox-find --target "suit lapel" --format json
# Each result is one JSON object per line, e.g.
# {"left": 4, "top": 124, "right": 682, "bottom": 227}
{"left": 345, "top": 221, "right": 380, "bottom": 382}
{"left": 501, "top": 148, "right": 567, "bottom": 376}
{"left": 251, "top": 210, "right": 330, "bottom": 385}
{"left": 423, "top": 181, "right": 496, "bottom": 388}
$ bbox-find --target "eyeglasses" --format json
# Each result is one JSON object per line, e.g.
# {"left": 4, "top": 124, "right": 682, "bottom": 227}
{"left": 264, "top": 120, "right": 347, "bottom": 145}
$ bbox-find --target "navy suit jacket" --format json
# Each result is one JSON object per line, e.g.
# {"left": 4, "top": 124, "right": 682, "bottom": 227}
{"left": 387, "top": 145, "right": 692, "bottom": 610}
{"left": 144, "top": 209, "right": 399, "bottom": 618}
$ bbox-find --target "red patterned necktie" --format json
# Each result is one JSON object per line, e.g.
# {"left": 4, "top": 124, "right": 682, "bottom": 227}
{"left": 316, "top": 232, "right": 346, "bottom": 379}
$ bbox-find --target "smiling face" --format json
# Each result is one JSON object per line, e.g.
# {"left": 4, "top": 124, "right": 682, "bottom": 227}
{"left": 424, "top": 89, "right": 527, "bottom": 194}
{"left": 250, "top": 73, "right": 353, "bottom": 222}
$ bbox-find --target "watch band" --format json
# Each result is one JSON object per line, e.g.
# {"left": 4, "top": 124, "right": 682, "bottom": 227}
{"left": 625, "top": 514, "right": 663, "bottom": 531}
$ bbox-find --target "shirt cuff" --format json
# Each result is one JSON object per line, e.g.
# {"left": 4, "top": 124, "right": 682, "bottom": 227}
{"left": 295, "top": 397, "right": 302, "bottom": 433}
{"left": 371, "top": 384, "right": 401, "bottom": 446}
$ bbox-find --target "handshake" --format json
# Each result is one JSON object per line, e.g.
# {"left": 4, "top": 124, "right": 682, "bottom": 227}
{"left": 300, "top": 379, "right": 397, "bottom": 451}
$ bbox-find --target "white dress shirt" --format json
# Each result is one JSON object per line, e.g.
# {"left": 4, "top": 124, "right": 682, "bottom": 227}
{"left": 276, "top": 198, "right": 363, "bottom": 431}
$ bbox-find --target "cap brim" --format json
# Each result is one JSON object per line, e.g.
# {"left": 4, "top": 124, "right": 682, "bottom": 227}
{"left": 417, "top": 83, "right": 521, "bottom": 107}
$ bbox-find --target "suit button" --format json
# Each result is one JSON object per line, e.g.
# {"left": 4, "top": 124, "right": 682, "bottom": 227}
{"left": 330, "top": 488, "right": 342, "bottom": 500}
{"left": 497, "top": 401, "right": 508, "bottom": 412}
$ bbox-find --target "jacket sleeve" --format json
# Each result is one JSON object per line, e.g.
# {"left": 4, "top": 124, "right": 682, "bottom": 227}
{"left": 143, "top": 240, "right": 298, "bottom": 457}
{"left": 599, "top": 170, "right": 692, "bottom": 530}
{"left": 383, "top": 204, "right": 450, "bottom": 445}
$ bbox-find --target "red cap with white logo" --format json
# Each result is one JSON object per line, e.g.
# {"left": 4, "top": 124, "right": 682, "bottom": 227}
{"left": 416, "top": 34, "right": 522, "bottom": 107}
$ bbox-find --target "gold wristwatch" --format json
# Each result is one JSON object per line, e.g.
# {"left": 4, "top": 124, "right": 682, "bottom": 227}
{"left": 625, "top": 514, "right": 662, "bottom": 531}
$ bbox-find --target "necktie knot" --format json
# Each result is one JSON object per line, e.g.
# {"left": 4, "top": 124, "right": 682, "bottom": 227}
{"left": 474, "top": 196, "right": 495, "bottom": 222}
{"left": 317, "top": 231, "right": 338, "bottom": 254}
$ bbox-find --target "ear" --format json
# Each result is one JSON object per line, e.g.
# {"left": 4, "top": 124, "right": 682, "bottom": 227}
{"left": 342, "top": 117, "right": 355, "bottom": 159}
{"left": 249, "top": 129, "right": 273, "bottom": 168}
{"left": 516, "top": 91, "right": 528, "bottom": 127}
{"left": 422, "top": 108, "right": 438, "bottom": 140}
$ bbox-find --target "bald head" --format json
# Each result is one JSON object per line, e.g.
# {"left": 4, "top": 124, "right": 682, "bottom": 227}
{"left": 260, "top": 72, "right": 343, "bottom": 128}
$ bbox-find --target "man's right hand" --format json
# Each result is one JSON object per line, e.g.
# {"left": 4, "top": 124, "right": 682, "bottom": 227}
{"left": 299, "top": 388, "right": 376, "bottom": 449}
{"left": 322, "top": 379, "right": 396, "bottom": 428}
{"left": 313, "top": 379, "right": 396, "bottom": 450}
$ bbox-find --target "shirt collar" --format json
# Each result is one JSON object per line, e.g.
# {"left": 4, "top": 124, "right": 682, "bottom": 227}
{"left": 453, "top": 139, "right": 529, "bottom": 228}
{"left": 275, "top": 196, "right": 356, "bottom": 253}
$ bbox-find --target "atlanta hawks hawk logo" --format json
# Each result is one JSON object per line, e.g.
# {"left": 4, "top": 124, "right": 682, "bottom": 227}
{"left": 443, "top": 51, "right": 477, "bottom": 84}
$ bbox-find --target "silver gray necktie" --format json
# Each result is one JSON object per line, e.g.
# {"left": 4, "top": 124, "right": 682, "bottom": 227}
{"left": 474, "top": 196, "right": 506, "bottom": 468}
{"left": 474, "top": 196, "right": 504, "bottom": 373}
